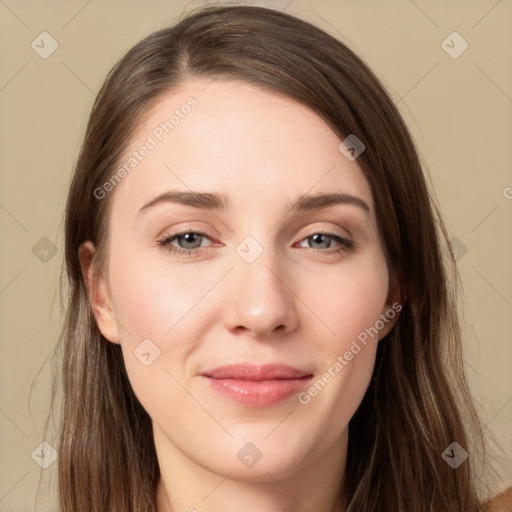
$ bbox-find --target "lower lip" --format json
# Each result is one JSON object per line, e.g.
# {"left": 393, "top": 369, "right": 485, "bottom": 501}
{"left": 203, "top": 376, "right": 312, "bottom": 407}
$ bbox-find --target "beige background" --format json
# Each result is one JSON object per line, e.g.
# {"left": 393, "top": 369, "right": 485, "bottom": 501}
{"left": 1, "top": 0, "right": 511, "bottom": 510}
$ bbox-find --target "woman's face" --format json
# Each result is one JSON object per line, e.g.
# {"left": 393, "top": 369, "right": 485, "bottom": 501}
{"left": 85, "top": 78, "right": 398, "bottom": 482}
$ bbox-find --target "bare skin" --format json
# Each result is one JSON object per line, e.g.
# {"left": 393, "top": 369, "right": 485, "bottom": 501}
{"left": 80, "top": 78, "right": 399, "bottom": 512}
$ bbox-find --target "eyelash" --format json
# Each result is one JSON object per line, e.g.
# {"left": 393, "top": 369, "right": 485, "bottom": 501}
{"left": 157, "top": 229, "right": 354, "bottom": 259}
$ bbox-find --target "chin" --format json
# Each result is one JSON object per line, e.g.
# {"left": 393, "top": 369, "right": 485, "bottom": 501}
{"left": 201, "top": 436, "right": 316, "bottom": 483}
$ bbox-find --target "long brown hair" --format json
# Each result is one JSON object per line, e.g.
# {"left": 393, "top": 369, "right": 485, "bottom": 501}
{"left": 48, "top": 4, "right": 492, "bottom": 511}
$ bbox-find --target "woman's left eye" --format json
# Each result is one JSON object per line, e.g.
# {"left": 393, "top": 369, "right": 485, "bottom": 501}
{"left": 297, "top": 233, "right": 353, "bottom": 254}
{"left": 158, "top": 230, "right": 353, "bottom": 258}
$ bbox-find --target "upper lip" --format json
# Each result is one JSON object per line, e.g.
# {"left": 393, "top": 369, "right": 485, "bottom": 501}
{"left": 201, "top": 364, "right": 312, "bottom": 381}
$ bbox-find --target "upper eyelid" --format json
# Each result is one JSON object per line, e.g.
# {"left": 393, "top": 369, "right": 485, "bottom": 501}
{"left": 159, "top": 227, "right": 216, "bottom": 243}
{"left": 298, "top": 225, "right": 352, "bottom": 240}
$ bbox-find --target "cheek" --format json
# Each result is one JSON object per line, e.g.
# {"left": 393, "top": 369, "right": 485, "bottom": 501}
{"left": 109, "top": 257, "right": 204, "bottom": 421}
{"left": 297, "top": 256, "right": 388, "bottom": 408}
{"left": 109, "top": 247, "right": 207, "bottom": 340}
{"left": 304, "top": 258, "right": 389, "bottom": 350}
{"left": 108, "top": 248, "right": 224, "bottom": 401}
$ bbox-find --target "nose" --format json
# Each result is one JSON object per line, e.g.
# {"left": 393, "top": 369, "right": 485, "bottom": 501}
{"left": 222, "top": 249, "right": 299, "bottom": 339}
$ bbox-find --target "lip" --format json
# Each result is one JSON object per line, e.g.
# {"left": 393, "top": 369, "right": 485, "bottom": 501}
{"left": 201, "top": 364, "right": 313, "bottom": 408}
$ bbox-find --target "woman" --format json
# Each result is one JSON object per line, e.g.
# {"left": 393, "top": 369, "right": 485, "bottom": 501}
{"left": 50, "top": 4, "right": 496, "bottom": 511}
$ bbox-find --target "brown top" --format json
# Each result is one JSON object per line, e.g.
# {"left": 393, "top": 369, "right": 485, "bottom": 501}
{"left": 483, "top": 487, "right": 512, "bottom": 512}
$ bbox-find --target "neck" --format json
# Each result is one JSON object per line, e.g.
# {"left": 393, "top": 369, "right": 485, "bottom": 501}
{"left": 154, "top": 425, "right": 348, "bottom": 512}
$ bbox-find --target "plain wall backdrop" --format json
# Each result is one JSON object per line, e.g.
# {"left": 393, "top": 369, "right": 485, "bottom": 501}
{"left": 0, "top": 0, "right": 511, "bottom": 510}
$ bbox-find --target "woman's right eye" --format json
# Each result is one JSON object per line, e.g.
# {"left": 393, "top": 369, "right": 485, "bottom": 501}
{"left": 158, "top": 231, "right": 213, "bottom": 258}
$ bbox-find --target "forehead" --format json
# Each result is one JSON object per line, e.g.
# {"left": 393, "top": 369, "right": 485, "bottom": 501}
{"left": 109, "top": 78, "right": 373, "bottom": 216}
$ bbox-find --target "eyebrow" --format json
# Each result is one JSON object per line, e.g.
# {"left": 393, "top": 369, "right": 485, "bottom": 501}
{"left": 137, "top": 190, "right": 370, "bottom": 216}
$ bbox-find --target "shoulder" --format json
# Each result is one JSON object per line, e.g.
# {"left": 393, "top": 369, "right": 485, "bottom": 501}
{"left": 482, "top": 486, "right": 512, "bottom": 512}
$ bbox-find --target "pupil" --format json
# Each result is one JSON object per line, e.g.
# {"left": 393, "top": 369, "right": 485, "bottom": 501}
{"left": 181, "top": 233, "right": 199, "bottom": 248}
{"left": 312, "top": 234, "right": 328, "bottom": 248}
